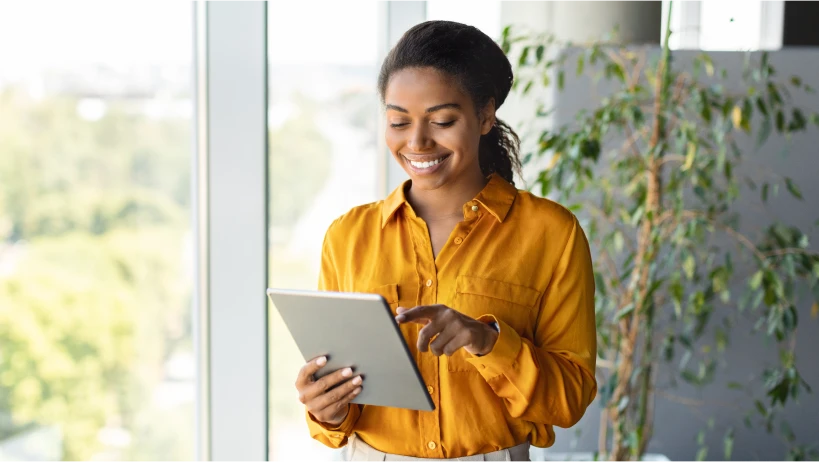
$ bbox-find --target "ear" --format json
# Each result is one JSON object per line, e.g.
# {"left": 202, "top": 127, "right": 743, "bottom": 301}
{"left": 480, "top": 98, "right": 496, "bottom": 136}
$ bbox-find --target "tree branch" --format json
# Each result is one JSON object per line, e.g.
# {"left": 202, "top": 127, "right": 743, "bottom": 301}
{"left": 763, "top": 247, "right": 817, "bottom": 258}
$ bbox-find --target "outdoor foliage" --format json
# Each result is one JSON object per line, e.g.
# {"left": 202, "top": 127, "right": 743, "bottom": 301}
{"left": 0, "top": 85, "right": 331, "bottom": 459}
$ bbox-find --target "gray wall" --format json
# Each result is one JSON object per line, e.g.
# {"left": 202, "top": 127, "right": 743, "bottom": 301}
{"left": 539, "top": 49, "right": 819, "bottom": 460}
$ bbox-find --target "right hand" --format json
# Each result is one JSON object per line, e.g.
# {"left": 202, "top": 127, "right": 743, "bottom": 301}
{"left": 295, "top": 356, "right": 363, "bottom": 427}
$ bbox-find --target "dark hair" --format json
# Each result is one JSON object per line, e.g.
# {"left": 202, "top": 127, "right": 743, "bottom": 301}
{"left": 378, "top": 20, "right": 522, "bottom": 185}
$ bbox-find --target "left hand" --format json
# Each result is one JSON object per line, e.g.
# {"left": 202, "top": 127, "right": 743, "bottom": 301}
{"left": 395, "top": 305, "right": 499, "bottom": 357}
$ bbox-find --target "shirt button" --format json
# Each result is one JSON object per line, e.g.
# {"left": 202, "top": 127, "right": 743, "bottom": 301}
{"left": 454, "top": 237, "right": 463, "bottom": 245}
{"left": 428, "top": 441, "right": 437, "bottom": 450}
{"left": 427, "top": 385, "right": 434, "bottom": 394}
{"left": 471, "top": 205, "right": 479, "bottom": 212}
{"left": 426, "top": 279, "right": 433, "bottom": 287}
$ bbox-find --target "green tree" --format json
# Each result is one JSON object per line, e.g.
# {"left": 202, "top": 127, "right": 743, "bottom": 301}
{"left": 0, "top": 85, "right": 193, "bottom": 459}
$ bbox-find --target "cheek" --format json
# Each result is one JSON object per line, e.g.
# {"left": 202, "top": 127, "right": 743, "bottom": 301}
{"left": 384, "top": 129, "right": 405, "bottom": 157}
{"left": 443, "top": 124, "right": 480, "bottom": 156}
{"left": 384, "top": 128, "right": 401, "bottom": 147}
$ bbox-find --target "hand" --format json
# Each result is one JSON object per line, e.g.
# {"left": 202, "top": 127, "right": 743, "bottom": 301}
{"left": 295, "top": 356, "right": 363, "bottom": 427}
{"left": 395, "top": 305, "right": 499, "bottom": 356}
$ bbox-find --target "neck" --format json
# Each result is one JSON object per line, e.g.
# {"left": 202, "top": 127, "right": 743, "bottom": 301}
{"left": 407, "top": 168, "right": 489, "bottom": 220}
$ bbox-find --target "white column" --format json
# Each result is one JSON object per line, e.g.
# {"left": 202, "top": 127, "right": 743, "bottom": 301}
{"left": 663, "top": 1, "right": 702, "bottom": 49}
{"left": 197, "top": 2, "right": 269, "bottom": 460}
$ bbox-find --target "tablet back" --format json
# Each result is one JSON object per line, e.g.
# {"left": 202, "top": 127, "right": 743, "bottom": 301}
{"left": 267, "top": 288, "right": 435, "bottom": 412}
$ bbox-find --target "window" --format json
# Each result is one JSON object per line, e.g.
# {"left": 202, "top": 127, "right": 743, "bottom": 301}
{"left": 267, "top": 2, "right": 380, "bottom": 460}
{"left": 0, "top": 3, "right": 195, "bottom": 460}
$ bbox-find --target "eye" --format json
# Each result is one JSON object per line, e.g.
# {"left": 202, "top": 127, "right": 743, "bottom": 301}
{"left": 432, "top": 120, "right": 455, "bottom": 128}
{"left": 390, "top": 122, "right": 409, "bottom": 128}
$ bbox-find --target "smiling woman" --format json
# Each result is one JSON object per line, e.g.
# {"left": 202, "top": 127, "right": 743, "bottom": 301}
{"left": 292, "top": 21, "right": 598, "bottom": 462}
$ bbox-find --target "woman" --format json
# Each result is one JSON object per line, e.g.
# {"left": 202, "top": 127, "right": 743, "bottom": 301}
{"left": 294, "top": 20, "right": 597, "bottom": 461}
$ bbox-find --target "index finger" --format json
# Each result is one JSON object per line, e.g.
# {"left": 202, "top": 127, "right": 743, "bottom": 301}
{"left": 395, "top": 305, "right": 443, "bottom": 324}
{"left": 296, "top": 355, "right": 327, "bottom": 387}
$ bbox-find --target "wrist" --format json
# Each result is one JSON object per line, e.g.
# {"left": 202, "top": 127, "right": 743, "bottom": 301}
{"left": 478, "top": 321, "right": 499, "bottom": 356}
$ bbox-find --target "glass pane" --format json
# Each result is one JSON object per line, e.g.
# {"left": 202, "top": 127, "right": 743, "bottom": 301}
{"left": 267, "top": 2, "right": 380, "bottom": 460}
{"left": 426, "top": 0, "right": 502, "bottom": 40}
{"left": 0, "top": 3, "right": 195, "bottom": 460}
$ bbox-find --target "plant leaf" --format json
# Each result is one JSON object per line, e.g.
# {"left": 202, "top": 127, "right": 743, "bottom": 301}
{"left": 785, "top": 177, "right": 803, "bottom": 200}
{"left": 518, "top": 46, "right": 530, "bottom": 66}
{"left": 701, "top": 53, "right": 715, "bottom": 77}
{"left": 683, "top": 142, "right": 696, "bottom": 171}
{"left": 724, "top": 427, "right": 735, "bottom": 460}
{"left": 732, "top": 105, "right": 743, "bottom": 129}
{"left": 615, "top": 303, "right": 635, "bottom": 320}
{"left": 684, "top": 254, "right": 696, "bottom": 280}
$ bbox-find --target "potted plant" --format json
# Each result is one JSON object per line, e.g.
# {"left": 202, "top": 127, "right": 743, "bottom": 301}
{"left": 502, "top": 2, "right": 819, "bottom": 460}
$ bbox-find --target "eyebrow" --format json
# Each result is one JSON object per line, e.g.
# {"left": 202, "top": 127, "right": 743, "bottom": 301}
{"left": 385, "top": 103, "right": 462, "bottom": 113}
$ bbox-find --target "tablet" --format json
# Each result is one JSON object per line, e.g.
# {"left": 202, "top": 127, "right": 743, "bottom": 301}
{"left": 267, "top": 288, "right": 435, "bottom": 412}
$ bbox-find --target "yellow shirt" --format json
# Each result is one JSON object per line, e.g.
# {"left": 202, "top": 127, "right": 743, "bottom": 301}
{"left": 307, "top": 173, "right": 597, "bottom": 458}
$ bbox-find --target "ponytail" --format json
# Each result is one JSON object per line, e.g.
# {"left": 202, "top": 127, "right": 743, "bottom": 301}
{"left": 478, "top": 118, "right": 522, "bottom": 185}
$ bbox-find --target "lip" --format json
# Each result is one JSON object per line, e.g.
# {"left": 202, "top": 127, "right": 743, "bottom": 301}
{"left": 402, "top": 153, "right": 451, "bottom": 176}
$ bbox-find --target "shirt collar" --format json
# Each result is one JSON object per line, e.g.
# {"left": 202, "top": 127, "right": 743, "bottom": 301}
{"left": 381, "top": 173, "right": 517, "bottom": 228}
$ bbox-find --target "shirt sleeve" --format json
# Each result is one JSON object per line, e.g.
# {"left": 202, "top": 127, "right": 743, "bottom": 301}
{"left": 466, "top": 216, "right": 598, "bottom": 428}
{"left": 305, "top": 221, "right": 364, "bottom": 448}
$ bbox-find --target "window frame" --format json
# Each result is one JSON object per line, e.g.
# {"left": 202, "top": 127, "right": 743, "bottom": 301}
{"left": 194, "top": 2, "right": 269, "bottom": 460}
{"left": 196, "top": 1, "right": 430, "bottom": 460}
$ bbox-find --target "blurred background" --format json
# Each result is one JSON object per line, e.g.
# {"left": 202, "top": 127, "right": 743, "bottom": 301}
{"left": 1, "top": 1, "right": 817, "bottom": 461}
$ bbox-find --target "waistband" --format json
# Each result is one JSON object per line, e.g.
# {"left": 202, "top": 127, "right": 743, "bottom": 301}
{"left": 344, "top": 435, "right": 531, "bottom": 461}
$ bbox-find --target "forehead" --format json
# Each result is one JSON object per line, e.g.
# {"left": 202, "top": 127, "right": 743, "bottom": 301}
{"left": 384, "top": 67, "right": 472, "bottom": 110}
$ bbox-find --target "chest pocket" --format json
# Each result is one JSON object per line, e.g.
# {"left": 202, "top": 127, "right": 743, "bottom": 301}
{"left": 446, "top": 275, "right": 541, "bottom": 372}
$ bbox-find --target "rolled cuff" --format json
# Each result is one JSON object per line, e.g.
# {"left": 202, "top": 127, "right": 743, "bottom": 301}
{"left": 306, "top": 404, "right": 360, "bottom": 448}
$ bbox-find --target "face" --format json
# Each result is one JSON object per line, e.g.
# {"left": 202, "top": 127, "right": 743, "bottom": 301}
{"left": 384, "top": 67, "right": 495, "bottom": 191}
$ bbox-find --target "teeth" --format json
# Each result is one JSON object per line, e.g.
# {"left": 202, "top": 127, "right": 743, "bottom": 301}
{"left": 409, "top": 157, "right": 445, "bottom": 169}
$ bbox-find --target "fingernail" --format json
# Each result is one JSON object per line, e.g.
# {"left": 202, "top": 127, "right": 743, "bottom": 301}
{"left": 353, "top": 387, "right": 362, "bottom": 395}
{"left": 316, "top": 356, "right": 327, "bottom": 366}
{"left": 352, "top": 376, "right": 362, "bottom": 385}
{"left": 342, "top": 368, "right": 352, "bottom": 377}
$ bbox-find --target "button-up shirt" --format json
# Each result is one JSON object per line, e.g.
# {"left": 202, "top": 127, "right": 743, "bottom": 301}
{"left": 307, "top": 173, "right": 597, "bottom": 458}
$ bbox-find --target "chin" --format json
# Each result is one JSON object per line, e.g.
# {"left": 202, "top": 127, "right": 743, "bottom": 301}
{"left": 407, "top": 173, "right": 450, "bottom": 190}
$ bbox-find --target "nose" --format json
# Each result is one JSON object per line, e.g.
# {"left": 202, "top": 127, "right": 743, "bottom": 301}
{"left": 407, "top": 124, "right": 433, "bottom": 152}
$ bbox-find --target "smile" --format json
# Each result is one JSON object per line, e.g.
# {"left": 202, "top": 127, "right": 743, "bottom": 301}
{"left": 403, "top": 154, "right": 451, "bottom": 171}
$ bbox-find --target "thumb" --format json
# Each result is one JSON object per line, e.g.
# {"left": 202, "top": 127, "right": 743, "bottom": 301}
{"left": 396, "top": 307, "right": 409, "bottom": 314}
